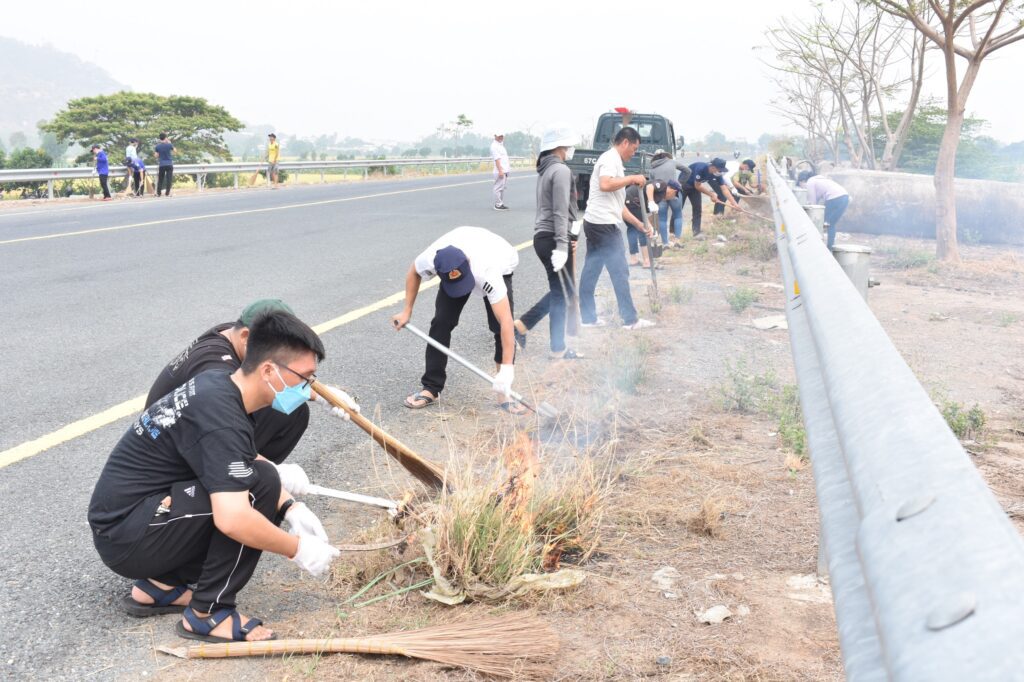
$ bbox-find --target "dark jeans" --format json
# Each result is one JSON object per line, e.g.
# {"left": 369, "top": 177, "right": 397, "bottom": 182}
{"left": 519, "top": 233, "right": 575, "bottom": 353}
{"left": 824, "top": 195, "right": 850, "bottom": 249}
{"left": 253, "top": 402, "right": 309, "bottom": 464}
{"left": 681, "top": 186, "right": 703, "bottom": 236}
{"left": 132, "top": 170, "right": 143, "bottom": 196}
{"left": 98, "top": 174, "right": 110, "bottom": 199}
{"left": 101, "top": 459, "right": 282, "bottom": 613}
{"left": 579, "top": 221, "right": 638, "bottom": 326}
{"left": 421, "top": 275, "right": 514, "bottom": 395}
{"left": 158, "top": 166, "right": 173, "bottom": 196}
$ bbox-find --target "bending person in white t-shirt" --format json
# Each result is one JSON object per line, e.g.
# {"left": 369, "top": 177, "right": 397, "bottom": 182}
{"left": 391, "top": 226, "right": 523, "bottom": 413}
{"left": 578, "top": 126, "right": 655, "bottom": 330}
{"left": 490, "top": 133, "right": 511, "bottom": 210}
{"left": 797, "top": 171, "right": 850, "bottom": 249}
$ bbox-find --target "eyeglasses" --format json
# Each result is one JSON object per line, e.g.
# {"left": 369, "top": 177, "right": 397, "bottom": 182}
{"left": 277, "top": 363, "right": 317, "bottom": 389}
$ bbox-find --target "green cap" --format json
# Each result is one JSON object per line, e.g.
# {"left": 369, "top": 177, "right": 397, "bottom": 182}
{"left": 238, "top": 298, "right": 294, "bottom": 327}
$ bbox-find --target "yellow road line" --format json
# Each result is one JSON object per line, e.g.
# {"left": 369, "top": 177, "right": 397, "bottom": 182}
{"left": 0, "top": 178, "right": 498, "bottom": 246}
{"left": 0, "top": 238, "right": 534, "bottom": 470}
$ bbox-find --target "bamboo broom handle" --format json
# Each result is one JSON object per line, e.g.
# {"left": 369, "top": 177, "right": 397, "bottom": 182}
{"left": 187, "top": 637, "right": 409, "bottom": 659}
{"left": 311, "top": 381, "right": 445, "bottom": 490}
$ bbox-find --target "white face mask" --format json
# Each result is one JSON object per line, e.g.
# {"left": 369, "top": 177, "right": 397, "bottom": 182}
{"left": 564, "top": 146, "right": 575, "bottom": 161}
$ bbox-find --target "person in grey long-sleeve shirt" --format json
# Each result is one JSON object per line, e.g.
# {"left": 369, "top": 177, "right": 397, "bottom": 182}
{"left": 514, "top": 130, "right": 582, "bottom": 358}
{"left": 649, "top": 152, "right": 690, "bottom": 247}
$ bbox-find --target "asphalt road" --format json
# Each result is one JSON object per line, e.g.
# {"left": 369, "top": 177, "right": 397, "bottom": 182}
{"left": 0, "top": 173, "right": 561, "bottom": 679}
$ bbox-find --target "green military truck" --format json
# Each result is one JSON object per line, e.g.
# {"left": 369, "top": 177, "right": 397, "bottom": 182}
{"left": 566, "top": 109, "right": 684, "bottom": 209}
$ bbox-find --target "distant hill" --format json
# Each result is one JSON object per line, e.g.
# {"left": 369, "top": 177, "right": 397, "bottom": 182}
{"left": 0, "top": 36, "right": 124, "bottom": 145}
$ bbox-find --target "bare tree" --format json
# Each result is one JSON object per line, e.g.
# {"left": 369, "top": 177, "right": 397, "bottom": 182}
{"left": 870, "top": 0, "right": 1024, "bottom": 263}
{"left": 764, "top": 2, "right": 926, "bottom": 170}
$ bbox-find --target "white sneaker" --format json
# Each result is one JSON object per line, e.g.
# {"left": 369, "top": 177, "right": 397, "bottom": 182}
{"left": 623, "top": 318, "right": 656, "bottom": 330}
{"left": 580, "top": 318, "right": 607, "bottom": 328}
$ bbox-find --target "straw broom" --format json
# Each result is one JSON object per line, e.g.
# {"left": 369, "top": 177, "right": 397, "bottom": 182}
{"left": 158, "top": 612, "right": 557, "bottom": 678}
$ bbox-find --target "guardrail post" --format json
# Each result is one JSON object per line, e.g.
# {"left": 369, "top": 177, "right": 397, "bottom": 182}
{"left": 47, "top": 180, "right": 54, "bottom": 200}
{"left": 234, "top": 173, "right": 239, "bottom": 190}
{"left": 197, "top": 173, "right": 204, "bottom": 192}
{"left": 320, "top": 170, "right": 324, "bottom": 184}
{"left": 363, "top": 167, "right": 367, "bottom": 181}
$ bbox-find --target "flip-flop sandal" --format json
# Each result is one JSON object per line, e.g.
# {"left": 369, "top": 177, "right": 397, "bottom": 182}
{"left": 403, "top": 390, "right": 437, "bottom": 409}
{"left": 176, "top": 606, "right": 277, "bottom": 644}
{"left": 123, "top": 579, "right": 189, "bottom": 617}
{"left": 498, "top": 401, "right": 529, "bottom": 415}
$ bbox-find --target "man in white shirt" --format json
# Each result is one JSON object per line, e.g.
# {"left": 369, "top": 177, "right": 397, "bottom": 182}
{"left": 490, "top": 133, "right": 511, "bottom": 211}
{"left": 578, "top": 127, "right": 655, "bottom": 330}
{"left": 392, "top": 226, "right": 522, "bottom": 413}
{"left": 798, "top": 171, "right": 850, "bottom": 249}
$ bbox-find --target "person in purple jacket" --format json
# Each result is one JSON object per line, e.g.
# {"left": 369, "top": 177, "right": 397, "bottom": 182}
{"left": 91, "top": 144, "right": 111, "bottom": 200}
{"left": 798, "top": 171, "right": 850, "bottom": 249}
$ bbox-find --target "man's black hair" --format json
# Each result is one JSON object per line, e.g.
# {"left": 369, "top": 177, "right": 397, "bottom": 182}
{"left": 241, "top": 310, "right": 325, "bottom": 373}
{"left": 158, "top": 132, "right": 167, "bottom": 140}
{"left": 798, "top": 170, "right": 816, "bottom": 184}
{"left": 130, "top": 138, "right": 138, "bottom": 143}
{"left": 651, "top": 151, "right": 672, "bottom": 162}
{"left": 613, "top": 127, "right": 642, "bottom": 145}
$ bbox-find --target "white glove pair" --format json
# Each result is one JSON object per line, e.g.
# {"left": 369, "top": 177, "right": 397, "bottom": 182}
{"left": 550, "top": 249, "right": 568, "bottom": 273}
{"left": 492, "top": 364, "right": 514, "bottom": 398}
{"left": 313, "top": 384, "right": 360, "bottom": 421}
{"left": 286, "top": 501, "right": 337, "bottom": 577}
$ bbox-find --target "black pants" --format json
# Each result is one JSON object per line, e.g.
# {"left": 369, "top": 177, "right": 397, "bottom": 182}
{"left": 132, "top": 170, "right": 143, "bottom": 196}
{"left": 99, "top": 174, "right": 110, "bottom": 199}
{"left": 708, "top": 177, "right": 738, "bottom": 215}
{"left": 421, "top": 275, "right": 514, "bottom": 395}
{"left": 102, "top": 459, "right": 282, "bottom": 613}
{"left": 579, "top": 221, "right": 638, "bottom": 326}
{"left": 519, "top": 233, "right": 575, "bottom": 353}
{"left": 158, "top": 166, "right": 173, "bottom": 196}
{"left": 252, "top": 402, "right": 309, "bottom": 464}
{"left": 681, "top": 186, "right": 704, "bottom": 235}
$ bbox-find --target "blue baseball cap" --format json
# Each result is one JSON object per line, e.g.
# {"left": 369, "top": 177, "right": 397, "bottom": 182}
{"left": 667, "top": 179, "right": 682, "bottom": 193}
{"left": 433, "top": 246, "right": 475, "bottom": 297}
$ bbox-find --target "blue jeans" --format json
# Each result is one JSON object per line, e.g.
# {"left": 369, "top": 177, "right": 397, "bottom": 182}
{"left": 579, "top": 221, "right": 638, "bottom": 326}
{"left": 824, "top": 195, "right": 850, "bottom": 249}
{"left": 626, "top": 222, "right": 648, "bottom": 255}
{"left": 658, "top": 195, "right": 683, "bottom": 244}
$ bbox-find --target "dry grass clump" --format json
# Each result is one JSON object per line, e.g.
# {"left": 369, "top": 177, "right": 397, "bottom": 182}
{"left": 688, "top": 495, "right": 729, "bottom": 538}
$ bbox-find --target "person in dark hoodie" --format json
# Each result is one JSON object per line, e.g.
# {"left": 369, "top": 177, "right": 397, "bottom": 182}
{"left": 513, "top": 127, "right": 582, "bottom": 359}
{"left": 648, "top": 151, "right": 691, "bottom": 248}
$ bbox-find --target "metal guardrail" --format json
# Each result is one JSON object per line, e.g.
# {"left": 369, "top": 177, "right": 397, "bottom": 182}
{"left": 766, "top": 159, "right": 1024, "bottom": 680}
{"left": 0, "top": 156, "right": 525, "bottom": 199}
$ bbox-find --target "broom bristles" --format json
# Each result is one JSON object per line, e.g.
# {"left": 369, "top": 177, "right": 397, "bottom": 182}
{"left": 167, "top": 613, "right": 557, "bottom": 678}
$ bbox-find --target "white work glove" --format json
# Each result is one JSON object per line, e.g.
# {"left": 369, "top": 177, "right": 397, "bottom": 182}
{"left": 648, "top": 200, "right": 659, "bottom": 214}
{"left": 314, "top": 384, "right": 360, "bottom": 420}
{"left": 492, "top": 364, "right": 514, "bottom": 398}
{"left": 570, "top": 220, "right": 583, "bottom": 238}
{"left": 285, "top": 501, "right": 329, "bottom": 542}
{"left": 551, "top": 249, "right": 568, "bottom": 273}
{"left": 290, "top": 535, "right": 339, "bottom": 577}
{"left": 275, "top": 462, "right": 311, "bottom": 496}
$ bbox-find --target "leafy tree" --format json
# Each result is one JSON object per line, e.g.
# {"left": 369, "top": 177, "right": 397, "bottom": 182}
{"left": 419, "top": 146, "right": 431, "bottom": 157}
{"left": 502, "top": 131, "right": 540, "bottom": 157}
{"left": 454, "top": 113, "right": 473, "bottom": 141}
{"left": 38, "top": 131, "right": 69, "bottom": 165}
{"left": 0, "top": 148, "right": 5, "bottom": 168}
{"left": 41, "top": 91, "right": 242, "bottom": 165}
{"left": 2, "top": 148, "right": 53, "bottom": 193}
{"left": 8, "top": 131, "right": 28, "bottom": 150}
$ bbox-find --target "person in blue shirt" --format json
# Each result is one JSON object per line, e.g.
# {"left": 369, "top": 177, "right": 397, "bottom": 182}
{"left": 91, "top": 144, "right": 111, "bottom": 200}
{"left": 127, "top": 156, "right": 147, "bottom": 197}
{"left": 680, "top": 157, "right": 739, "bottom": 237}
{"left": 154, "top": 133, "right": 175, "bottom": 197}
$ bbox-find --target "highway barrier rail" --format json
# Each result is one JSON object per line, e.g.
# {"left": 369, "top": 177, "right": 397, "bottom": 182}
{"left": 765, "top": 159, "right": 1024, "bottom": 680}
{"left": 0, "top": 156, "right": 526, "bottom": 199}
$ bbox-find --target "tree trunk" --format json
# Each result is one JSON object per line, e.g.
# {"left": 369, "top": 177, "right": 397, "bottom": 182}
{"left": 933, "top": 111, "right": 962, "bottom": 262}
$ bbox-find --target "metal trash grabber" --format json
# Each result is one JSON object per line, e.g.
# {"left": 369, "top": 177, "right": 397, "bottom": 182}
{"left": 399, "top": 322, "right": 560, "bottom": 419}
{"left": 636, "top": 182, "right": 660, "bottom": 305}
{"left": 307, "top": 484, "right": 399, "bottom": 514}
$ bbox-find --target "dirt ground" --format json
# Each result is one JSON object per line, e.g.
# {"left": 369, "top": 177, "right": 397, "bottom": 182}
{"left": 152, "top": 208, "right": 1024, "bottom": 681}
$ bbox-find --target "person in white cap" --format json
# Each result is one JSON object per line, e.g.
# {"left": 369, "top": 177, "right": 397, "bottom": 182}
{"left": 514, "top": 126, "right": 583, "bottom": 359}
{"left": 490, "top": 132, "right": 511, "bottom": 210}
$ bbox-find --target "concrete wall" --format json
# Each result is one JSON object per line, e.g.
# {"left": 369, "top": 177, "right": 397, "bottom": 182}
{"left": 823, "top": 169, "right": 1024, "bottom": 246}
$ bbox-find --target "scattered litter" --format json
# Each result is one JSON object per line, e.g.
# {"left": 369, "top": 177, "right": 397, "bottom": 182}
{"left": 651, "top": 566, "right": 681, "bottom": 591}
{"left": 752, "top": 315, "right": 788, "bottom": 331}
{"left": 732, "top": 573, "right": 745, "bottom": 581}
{"left": 707, "top": 573, "right": 728, "bottom": 581}
{"left": 698, "top": 605, "right": 733, "bottom": 624}
{"left": 757, "top": 282, "right": 784, "bottom": 290}
{"left": 656, "top": 655, "right": 673, "bottom": 666}
{"left": 929, "top": 312, "right": 950, "bottom": 322}
{"left": 736, "top": 604, "right": 751, "bottom": 617}
{"left": 786, "top": 574, "right": 833, "bottom": 604}
{"left": 717, "top": 235, "right": 728, "bottom": 243}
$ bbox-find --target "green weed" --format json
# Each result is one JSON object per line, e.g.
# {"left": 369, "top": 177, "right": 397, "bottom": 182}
{"left": 725, "top": 287, "right": 759, "bottom": 313}
{"left": 940, "top": 399, "right": 986, "bottom": 441}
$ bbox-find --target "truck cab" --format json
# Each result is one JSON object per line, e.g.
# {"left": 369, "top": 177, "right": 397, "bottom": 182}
{"left": 567, "top": 110, "right": 684, "bottom": 209}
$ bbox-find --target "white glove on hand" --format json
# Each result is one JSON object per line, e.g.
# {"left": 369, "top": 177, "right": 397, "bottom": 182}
{"left": 492, "top": 364, "right": 514, "bottom": 397}
{"left": 290, "top": 535, "right": 339, "bottom": 577}
{"left": 570, "top": 220, "right": 583, "bottom": 238}
{"left": 285, "top": 501, "right": 329, "bottom": 542}
{"left": 648, "top": 200, "right": 659, "bottom": 214}
{"left": 275, "top": 462, "right": 311, "bottom": 496}
{"left": 315, "top": 384, "right": 360, "bottom": 421}
{"left": 551, "top": 249, "right": 568, "bottom": 273}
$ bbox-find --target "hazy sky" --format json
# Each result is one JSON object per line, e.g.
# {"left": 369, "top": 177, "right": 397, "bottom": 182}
{"left": 7, "top": 0, "right": 1024, "bottom": 144}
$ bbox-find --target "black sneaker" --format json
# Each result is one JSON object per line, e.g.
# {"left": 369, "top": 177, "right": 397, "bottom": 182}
{"left": 493, "top": 203, "right": 510, "bottom": 211}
